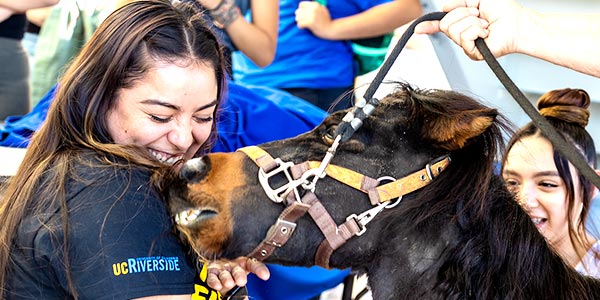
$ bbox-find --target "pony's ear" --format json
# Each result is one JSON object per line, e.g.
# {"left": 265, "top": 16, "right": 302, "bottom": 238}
{"left": 423, "top": 108, "right": 497, "bottom": 151}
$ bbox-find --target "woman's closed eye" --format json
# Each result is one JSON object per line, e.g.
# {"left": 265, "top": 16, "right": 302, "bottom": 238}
{"left": 193, "top": 115, "right": 213, "bottom": 123}
{"left": 149, "top": 114, "right": 213, "bottom": 124}
{"left": 150, "top": 114, "right": 172, "bottom": 123}
{"left": 503, "top": 178, "right": 519, "bottom": 187}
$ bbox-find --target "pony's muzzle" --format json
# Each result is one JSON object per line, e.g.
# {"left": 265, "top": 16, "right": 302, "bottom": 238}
{"left": 180, "top": 156, "right": 211, "bottom": 183}
{"left": 174, "top": 208, "right": 218, "bottom": 227}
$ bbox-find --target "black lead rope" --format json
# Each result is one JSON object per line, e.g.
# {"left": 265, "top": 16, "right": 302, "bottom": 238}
{"left": 334, "top": 11, "right": 600, "bottom": 189}
{"left": 475, "top": 38, "right": 600, "bottom": 189}
{"left": 334, "top": 12, "right": 447, "bottom": 143}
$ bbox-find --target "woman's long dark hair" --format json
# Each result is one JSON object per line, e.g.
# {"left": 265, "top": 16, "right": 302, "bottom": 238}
{"left": 501, "top": 88, "right": 598, "bottom": 268}
{"left": 0, "top": 0, "right": 227, "bottom": 298}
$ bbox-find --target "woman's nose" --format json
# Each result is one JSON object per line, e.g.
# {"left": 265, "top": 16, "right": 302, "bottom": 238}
{"left": 517, "top": 185, "right": 539, "bottom": 210}
{"left": 169, "top": 121, "right": 194, "bottom": 150}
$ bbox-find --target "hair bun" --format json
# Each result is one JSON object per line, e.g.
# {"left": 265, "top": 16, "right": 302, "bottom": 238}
{"left": 537, "top": 88, "right": 591, "bottom": 127}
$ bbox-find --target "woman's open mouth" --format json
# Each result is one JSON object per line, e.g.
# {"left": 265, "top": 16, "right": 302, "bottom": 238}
{"left": 530, "top": 217, "right": 547, "bottom": 230}
{"left": 149, "top": 149, "right": 183, "bottom": 165}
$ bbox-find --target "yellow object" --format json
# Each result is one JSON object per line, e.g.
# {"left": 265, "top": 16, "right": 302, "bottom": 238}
{"left": 192, "top": 263, "right": 222, "bottom": 300}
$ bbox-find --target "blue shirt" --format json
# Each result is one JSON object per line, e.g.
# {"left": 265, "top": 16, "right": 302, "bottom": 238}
{"left": 232, "top": 0, "right": 391, "bottom": 89}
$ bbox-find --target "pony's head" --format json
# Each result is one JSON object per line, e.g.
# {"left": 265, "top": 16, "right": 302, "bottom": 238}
{"left": 161, "top": 84, "right": 506, "bottom": 270}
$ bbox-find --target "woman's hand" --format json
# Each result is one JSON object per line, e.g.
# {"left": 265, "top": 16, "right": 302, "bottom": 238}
{"left": 0, "top": 7, "right": 13, "bottom": 23}
{"left": 414, "top": 0, "right": 522, "bottom": 61}
{"left": 295, "top": 1, "right": 333, "bottom": 39}
{"left": 205, "top": 257, "right": 270, "bottom": 293}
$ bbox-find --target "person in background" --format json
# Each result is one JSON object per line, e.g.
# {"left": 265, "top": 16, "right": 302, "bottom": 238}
{"left": 28, "top": 0, "right": 135, "bottom": 107}
{"left": 189, "top": 0, "right": 278, "bottom": 74}
{"left": 0, "top": 0, "right": 59, "bottom": 121}
{"left": 23, "top": 5, "right": 55, "bottom": 72}
{"left": 501, "top": 88, "right": 600, "bottom": 278}
{"left": 27, "top": 0, "right": 276, "bottom": 106}
{"left": 233, "top": 0, "right": 422, "bottom": 112}
{"left": 0, "top": 1, "right": 268, "bottom": 299}
{"left": 414, "top": 0, "right": 600, "bottom": 78}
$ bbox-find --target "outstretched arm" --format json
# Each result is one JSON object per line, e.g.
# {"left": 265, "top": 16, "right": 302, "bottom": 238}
{"left": 414, "top": 0, "right": 600, "bottom": 78}
{"left": 296, "top": 0, "right": 422, "bottom": 40}
{"left": 0, "top": 0, "right": 59, "bottom": 13}
{"left": 199, "top": 0, "right": 279, "bottom": 67}
{"left": 517, "top": 11, "right": 600, "bottom": 78}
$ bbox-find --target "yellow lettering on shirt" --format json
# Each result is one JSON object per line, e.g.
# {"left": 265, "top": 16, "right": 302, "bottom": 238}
{"left": 192, "top": 263, "right": 221, "bottom": 300}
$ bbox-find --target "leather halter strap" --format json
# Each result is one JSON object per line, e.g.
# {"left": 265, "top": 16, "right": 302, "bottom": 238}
{"left": 237, "top": 145, "right": 449, "bottom": 267}
{"left": 238, "top": 146, "right": 450, "bottom": 204}
{"left": 247, "top": 200, "right": 311, "bottom": 260}
{"left": 292, "top": 157, "right": 450, "bottom": 205}
{"left": 237, "top": 146, "right": 278, "bottom": 171}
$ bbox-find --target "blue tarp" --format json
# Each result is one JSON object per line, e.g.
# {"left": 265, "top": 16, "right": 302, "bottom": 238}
{"left": 1, "top": 81, "right": 327, "bottom": 150}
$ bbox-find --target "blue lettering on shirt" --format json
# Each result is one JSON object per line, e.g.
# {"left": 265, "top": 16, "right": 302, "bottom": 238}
{"left": 113, "top": 256, "right": 181, "bottom": 276}
{"left": 128, "top": 258, "right": 137, "bottom": 273}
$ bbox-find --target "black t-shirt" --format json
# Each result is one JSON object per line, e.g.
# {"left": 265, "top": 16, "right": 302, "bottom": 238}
{"left": 0, "top": 14, "right": 26, "bottom": 40}
{"left": 6, "top": 155, "right": 218, "bottom": 299}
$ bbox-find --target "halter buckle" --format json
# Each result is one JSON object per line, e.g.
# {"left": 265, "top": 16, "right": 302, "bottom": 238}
{"left": 346, "top": 203, "right": 387, "bottom": 236}
{"left": 258, "top": 158, "right": 300, "bottom": 203}
{"left": 264, "top": 219, "right": 298, "bottom": 247}
{"left": 303, "top": 136, "right": 341, "bottom": 191}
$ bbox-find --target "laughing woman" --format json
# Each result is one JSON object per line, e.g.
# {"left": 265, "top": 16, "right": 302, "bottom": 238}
{"left": 501, "top": 88, "right": 600, "bottom": 277}
{"left": 0, "top": 0, "right": 267, "bottom": 299}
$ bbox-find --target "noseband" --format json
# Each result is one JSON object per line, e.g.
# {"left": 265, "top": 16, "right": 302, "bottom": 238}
{"left": 238, "top": 141, "right": 450, "bottom": 268}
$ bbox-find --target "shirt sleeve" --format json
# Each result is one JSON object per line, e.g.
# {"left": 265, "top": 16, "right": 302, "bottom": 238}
{"left": 49, "top": 170, "right": 199, "bottom": 300}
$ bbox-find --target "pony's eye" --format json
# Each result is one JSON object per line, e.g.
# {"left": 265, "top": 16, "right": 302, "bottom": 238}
{"left": 322, "top": 126, "right": 337, "bottom": 145}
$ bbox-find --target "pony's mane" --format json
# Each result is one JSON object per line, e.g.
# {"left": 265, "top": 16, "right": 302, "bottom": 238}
{"left": 385, "top": 84, "right": 511, "bottom": 224}
{"left": 378, "top": 86, "right": 599, "bottom": 299}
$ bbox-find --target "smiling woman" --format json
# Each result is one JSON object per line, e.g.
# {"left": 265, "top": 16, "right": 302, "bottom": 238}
{"left": 0, "top": 0, "right": 267, "bottom": 299}
{"left": 501, "top": 88, "right": 600, "bottom": 277}
{"left": 106, "top": 61, "right": 218, "bottom": 168}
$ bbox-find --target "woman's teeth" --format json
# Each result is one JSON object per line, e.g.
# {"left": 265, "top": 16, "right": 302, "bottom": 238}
{"left": 149, "top": 150, "right": 183, "bottom": 165}
{"left": 531, "top": 217, "right": 546, "bottom": 228}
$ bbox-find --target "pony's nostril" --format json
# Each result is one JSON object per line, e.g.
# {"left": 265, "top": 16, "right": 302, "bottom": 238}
{"left": 180, "top": 156, "right": 210, "bottom": 183}
{"left": 174, "top": 208, "right": 218, "bottom": 227}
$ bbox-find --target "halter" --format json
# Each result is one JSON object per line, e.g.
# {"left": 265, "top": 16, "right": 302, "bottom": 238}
{"left": 238, "top": 145, "right": 450, "bottom": 268}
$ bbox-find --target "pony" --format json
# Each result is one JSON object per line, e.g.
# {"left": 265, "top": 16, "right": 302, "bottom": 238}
{"left": 159, "top": 83, "right": 600, "bottom": 300}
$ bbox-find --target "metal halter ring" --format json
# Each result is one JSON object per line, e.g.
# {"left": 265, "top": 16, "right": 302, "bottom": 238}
{"left": 377, "top": 176, "right": 403, "bottom": 208}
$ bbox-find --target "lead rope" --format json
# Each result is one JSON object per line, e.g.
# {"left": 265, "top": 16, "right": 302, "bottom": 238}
{"left": 334, "top": 12, "right": 446, "bottom": 142}
{"left": 474, "top": 38, "right": 600, "bottom": 189}
{"left": 335, "top": 11, "right": 600, "bottom": 189}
